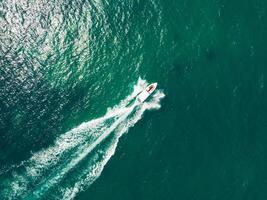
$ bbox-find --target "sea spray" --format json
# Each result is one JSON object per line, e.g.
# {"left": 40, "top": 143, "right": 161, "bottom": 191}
{"left": 60, "top": 90, "right": 165, "bottom": 200}
{"left": 0, "top": 79, "right": 165, "bottom": 200}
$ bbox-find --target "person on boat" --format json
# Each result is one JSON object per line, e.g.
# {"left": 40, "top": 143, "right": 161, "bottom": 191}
{"left": 146, "top": 85, "right": 154, "bottom": 92}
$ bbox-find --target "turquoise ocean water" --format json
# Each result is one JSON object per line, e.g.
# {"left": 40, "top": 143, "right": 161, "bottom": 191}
{"left": 1, "top": 0, "right": 267, "bottom": 199}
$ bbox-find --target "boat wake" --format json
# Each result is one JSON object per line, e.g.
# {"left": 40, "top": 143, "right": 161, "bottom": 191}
{"left": 0, "top": 78, "right": 165, "bottom": 200}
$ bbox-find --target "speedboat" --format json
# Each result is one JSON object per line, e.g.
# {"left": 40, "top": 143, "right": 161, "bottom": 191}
{"left": 136, "top": 83, "right": 157, "bottom": 103}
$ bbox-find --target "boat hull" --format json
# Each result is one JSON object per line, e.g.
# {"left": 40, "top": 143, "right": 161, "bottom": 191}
{"left": 137, "top": 83, "right": 157, "bottom": 103}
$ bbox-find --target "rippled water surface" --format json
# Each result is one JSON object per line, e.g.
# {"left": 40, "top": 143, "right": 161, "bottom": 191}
{"left": 1, "top": 0, "right": 267, "bottom": 199}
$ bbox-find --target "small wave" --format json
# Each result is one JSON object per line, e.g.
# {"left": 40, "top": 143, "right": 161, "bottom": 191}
{"left": 0, "top": 78, "right": 164, "bottom": 200}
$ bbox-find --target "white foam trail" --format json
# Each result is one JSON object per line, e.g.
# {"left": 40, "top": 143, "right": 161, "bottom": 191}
{"left": 1, "top": 78, "right": 164, "bottom": 200}
{"left": 26, "top": 105, "right": 129, "bottom": 177}
{"left": 60, "top": 90, "right": 165, "bottom": 199}
{"left": 30, "top": 106, "right": 135, "bottom": 197}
